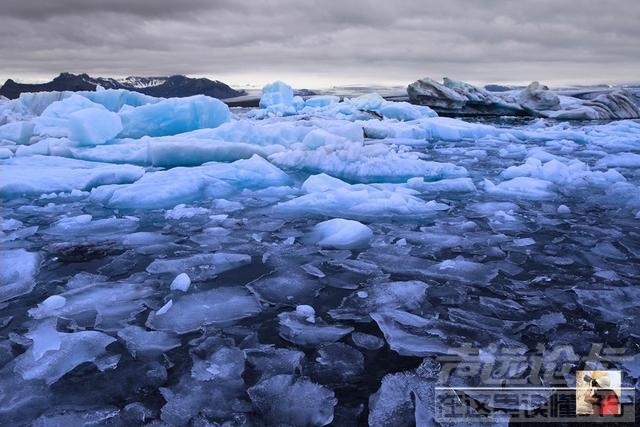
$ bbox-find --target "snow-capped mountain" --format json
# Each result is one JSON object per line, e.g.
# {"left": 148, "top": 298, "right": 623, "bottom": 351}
{"left": 0, "top": 73, "right": 245, "bottom": 100}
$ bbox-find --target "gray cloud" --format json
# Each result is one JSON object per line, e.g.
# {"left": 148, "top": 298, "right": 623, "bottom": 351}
{"left": 1, "top": 0, "right": 639, "bottom": 87}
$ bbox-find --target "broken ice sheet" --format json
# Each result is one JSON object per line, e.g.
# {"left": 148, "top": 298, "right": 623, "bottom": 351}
{"left": 147, "top": 287, "right": 261, "bottom": 334}
{"left": 278, "top": 310, "right": 353, "bottom": 347}
{"left": 28, "top": 279, "right": 154, "bottom": 330}
{"left": 14, "top": 329, "right": 116, "bottom": 384}
{"left": 159, "top": 372, "right": 245, "bottom": 425}
{"left": 116, "top": 325, "right": 181, "bottom": 358}
{"left": 247, "top": 271, "right": 324, "bottom": 305}
{"left": 311, "top": 342, "right": 364, "bottom": 383}
{"left": 0, "top": 248, "right": 40, "bottom": 302}
{"left": 247, "top": 374, "right": 336, "bottom": 427}
{"left": 245, "top": 346, "right": 305, "bottom": 381}
{"left": 146, "top": 252, "right": 251, "bottom": 281}
{"left": 329, "top": 280, "right": 430, "bottom": 321}
{"left": 421, "top": 256, "right": 498, "bottom": 286}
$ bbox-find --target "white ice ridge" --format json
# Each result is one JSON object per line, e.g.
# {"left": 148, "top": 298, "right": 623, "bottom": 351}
{"left": 89, "top": 155, "right": 290, "bottom": 209}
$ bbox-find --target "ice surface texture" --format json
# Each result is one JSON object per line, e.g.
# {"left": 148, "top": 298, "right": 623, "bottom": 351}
{"left": 1, "top": 81, "right": 640, "bottom": 425}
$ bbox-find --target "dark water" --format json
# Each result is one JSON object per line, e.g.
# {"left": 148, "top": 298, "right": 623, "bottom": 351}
{"left": 1, "top": 119, "right": 639, "bottom": 426}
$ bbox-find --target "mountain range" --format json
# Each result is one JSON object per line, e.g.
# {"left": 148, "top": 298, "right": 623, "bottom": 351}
{"left": 0, "top": 73, "right": 245, "bottom": 100}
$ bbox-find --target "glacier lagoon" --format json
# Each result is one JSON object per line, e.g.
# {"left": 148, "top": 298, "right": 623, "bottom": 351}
{"left": 0, "top": 81, "right": 639, "bottom": 425}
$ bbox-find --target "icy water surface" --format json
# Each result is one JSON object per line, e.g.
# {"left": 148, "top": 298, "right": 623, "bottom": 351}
{"left": 1, "top": 87, "right": 639, "bottom": 425}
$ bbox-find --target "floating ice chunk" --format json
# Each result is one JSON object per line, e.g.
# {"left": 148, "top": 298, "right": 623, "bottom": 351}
{"left": 269, "top": 137, "right": 467, "bottom": 183}
{"left": 378, "top": 101, "right": 438, "bottom": 121}
{"left": 301, "top": 172, "right": 350, "bottom": 192}
{"left": 144, "top": 132, "right": 273, "bottom": 167}
{"left": 44, "top": 214, "right": 139, "bottom": 241}
{"left": 247, "top": 375, "right": 336, "bottom": 426}
{"left": 35, "top": 295, "right": 66, "bottom": 313}
{"left": 501, "top": 157, "right": 626, "bottom": 189}
{"left": 33, "top": 94, "right": 104, "bottom": 138}
{"left": 117, "top": 325, "right": 181, "bottom": 358}
{"left": 557, "top": 204, "right": 571, "bottom": 214}
{"left": 0, "top": 249, "right": 40, "bottom": 302}
{"left": 79, "top": 88, "right": 158, "bottom": 111}
{"left": 0, "top": 121, "right": 34, "bottom": 145}
{"left": 313, "top": 343, "right": 364, "bottom": 383}
{"left": 368, "top": 370, "right": 437, "bottom": 427}
{"left": 121, "top": 231, "right": 173, "bottom": 246}
{"left": 351, "top": 332, "right": 385, "bottom": 350}
{"left": 68, "top": 107, "right": 122, "bottom": 146}
{"left": 301, "top": 263, "right": 326, "bottom": 278}
{"left": 484, "top": 177, "right": 556, "bottom": 200}
{"left": 191, "top": 345, "right": 245, "bottom": 382}
{"left": 147, "top": 287, "right": 261, "bottom": 334}
{"left": 90, "top": 155, "right": 289, "bottom": 209}
{"left": 159, "top": 372, "right": 244, "bottom": 425}
{"left": 28, "top": 279, "right": 154, "bottom": 329}
{"left": 370, "top": 309, "right": 449, "bottom": 356}
{"left": 170, "top": 273, "right": 191, "bottom": 292}
{"left": 164, "top": 204, "right": 209, "bottom": 220}
{"left": 414, "top": 116, "right": 502, "bottom": 141}
{"left": 147, "top": 252, "right": 251, "bottom": 280}
{"left": 0, "top": 155, "right": 144, "bottom": 199}
{"left": 259, "top": 81, "right": 294, "bottom": 109}
{"left": 25, "top": 319, "right": 61, "bottom": 360}
{"left": 305, "top": 95, "right": 340, "bottom": 108}
{"left": 247, "top": 271, "right": 324, "bottom": 305}
{"left": 513, "top": 237, "right": 535, "bottom": 247}
{"left": 308, "top": 218, "right": 373, "bottom": 249}
{"left": 118, "top": 95, "right": 230, "bottom": 138}
{"left": 14, "top": 330, "right": 116, "bottom": 384}
{"left": 30, "top": 407, "right": 120, "bottom": 427}
{"left": 296, "top": 305, "right": 316, "bottom": 322}
{"left": 423, "top": 257, "right": 498, "bottom": 285}
{"left": 156, "top": 299, "right": 173, "bottom": 316}
{"left": 245, "top": 346, "right": 305, "bottom": 380}
{"left": 0, "top": 148, "right": 13, "bottom": 159}
{"left": 407, "top": 176, "right": 476, "bottom": 194}
{"left": 330, "top": 280, "right": 429, "bottom": 321}
{"left": 275, "top": 174, "right": 448, "bottom": 220}
{"left": 278, "top": 310, "right": 353, "bottom": 347}
{"left": 595, "top": 153, "right": 640, "bottom": 169}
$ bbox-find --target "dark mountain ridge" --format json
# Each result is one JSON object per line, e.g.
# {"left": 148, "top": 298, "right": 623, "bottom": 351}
{"left": 0, "top": 72, "right": 245, "bottom": 100}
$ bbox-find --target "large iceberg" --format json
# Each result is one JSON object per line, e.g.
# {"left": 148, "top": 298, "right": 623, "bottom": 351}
{"left": 408, "top": 77, "right": 640, "bottom": 119}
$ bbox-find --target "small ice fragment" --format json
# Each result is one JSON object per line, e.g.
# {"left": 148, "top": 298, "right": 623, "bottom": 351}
{"left": 309, "top": 218, "right": 373, "bottom": 249}
{"left": 351, "top": 332, "right": 384, "bottom": 350}
{"left": 356, "top": 291, "right": 368, "bottom": 299}
{"left": 557, "top": 204, "right": 571, "bottom": 214}
{"left": 296, "top": 305, "right": 316, "bottom": 323}
{"left": 302, "top": 263, "right": 325, "bottom": 278}
{"left": 156, "top": 300, "right": 173, "bottom": 316}
{"left": 170, "top": 273, "right": 191, "bottom": 292}
{"left": 513, "top": 238, "right": 535, "bottom": 247}
{"left": 41, "top": 295, "right": 66, "bottom": 310}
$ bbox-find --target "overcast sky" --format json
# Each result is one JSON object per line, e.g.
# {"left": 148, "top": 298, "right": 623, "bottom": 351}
{"left": 1, "top": 0, "right": 638, "bottom": 88}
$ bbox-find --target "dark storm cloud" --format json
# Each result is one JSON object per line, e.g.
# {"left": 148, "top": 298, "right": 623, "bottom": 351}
{"left": 1, "top": 0, "right": 639, "bottom": 86}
